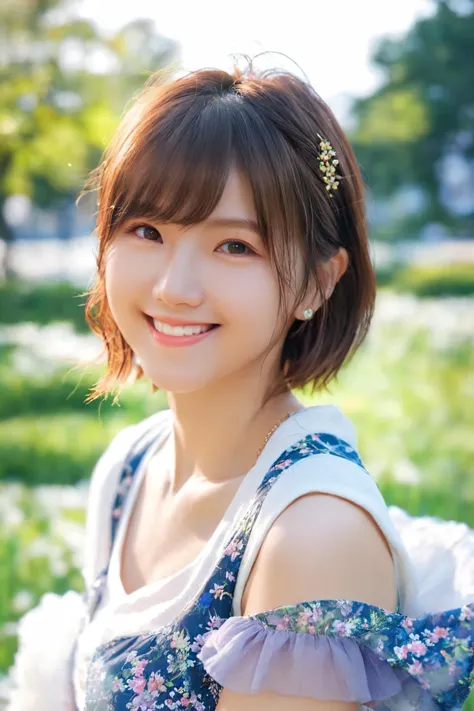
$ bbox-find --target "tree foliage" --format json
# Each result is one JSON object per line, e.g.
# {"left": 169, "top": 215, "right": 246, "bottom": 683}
{"left": 0, "top": 0, "right": 177, "bottom": 271}
{"left": 351, "top": 0, "right": 474, "bottom": 239}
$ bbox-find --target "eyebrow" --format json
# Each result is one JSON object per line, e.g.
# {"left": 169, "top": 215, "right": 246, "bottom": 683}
{"left": 204, "top": 217, "right": 262, "bottom": 236}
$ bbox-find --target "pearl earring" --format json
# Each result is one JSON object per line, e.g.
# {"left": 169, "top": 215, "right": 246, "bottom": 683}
{"left": 303, "top": 308, "right": 313, "bottom": 320}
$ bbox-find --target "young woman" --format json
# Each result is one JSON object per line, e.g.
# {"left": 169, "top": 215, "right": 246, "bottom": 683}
{"left": 8, "top": 65, "right": 474, "bottom": 711}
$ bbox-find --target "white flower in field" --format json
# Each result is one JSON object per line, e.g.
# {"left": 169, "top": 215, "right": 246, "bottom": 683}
{"left": 26, "top": 537, "right": 62, "bottom": 560}
{"left": 0, "top": 485, "right": 25, "bottom": 528}
{"left": 0, "top": 322, "right": 101, "bottom": 372}
{"left": 35, "top": 484, "right": 89, "bottom": 514}
{"left": 2, "top": 622, "right": 19, "bottom": 637}
{"left": 373, "top": 293, "right": 474, "bottom": 347}
{"left": 2, "top": 506, "right": 25, "bottom": 528}
{"left": 0, "top": 675, "right": 14, "bottom": 706}
{"left": 7, "top": 590, "right": 85, "bottom": 711}
{"left": 50, "top": 557, "right": 69, "bottom": 578}
{"left": 51, "top": 519, "right": 86, "bottom": 567}
{"left": 391, "top": 458, "right": 421, "bottom": 486}
{"left": 12, "top": 591, "right": 34, "bottom": 614}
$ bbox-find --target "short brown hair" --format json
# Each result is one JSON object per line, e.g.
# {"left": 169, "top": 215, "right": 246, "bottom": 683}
{"left": 84, "top": 64, "right": 376, "bottom": 403}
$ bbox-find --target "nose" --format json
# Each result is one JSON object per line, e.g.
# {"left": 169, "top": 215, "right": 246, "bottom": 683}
{"left": 151, "top": 242, "right": 204, "bottom": 308}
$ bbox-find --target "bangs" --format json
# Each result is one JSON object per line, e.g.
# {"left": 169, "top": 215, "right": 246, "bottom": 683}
{"left": 97, "top": 70, "right": 343, "bottom": 293}
{"left": 106, "top": 93, "right": 237, "bottom": 231}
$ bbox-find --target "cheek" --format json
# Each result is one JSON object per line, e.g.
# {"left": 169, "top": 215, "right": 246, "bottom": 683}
{"left": 104, "top": 242, "right": 146, "bottom": 330}
{"left": 221, "top": 268, "right": 283, "bottom": 341}
{"left": 104, "top": 245, "right": 126, "bottom": 319}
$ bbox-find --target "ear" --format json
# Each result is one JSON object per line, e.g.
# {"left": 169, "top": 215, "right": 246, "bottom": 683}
{"left": 295, "top": 247, "right": 349, "bottom": 321}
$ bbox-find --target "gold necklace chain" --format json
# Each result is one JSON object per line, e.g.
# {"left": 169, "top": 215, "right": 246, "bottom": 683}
{"left": 256, "top": 411, "right": 294, "bottom": 459}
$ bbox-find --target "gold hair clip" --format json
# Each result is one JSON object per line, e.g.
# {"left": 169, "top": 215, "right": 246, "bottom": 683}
{"left": 317, "top": 134, "right": 341, "bottom": 198}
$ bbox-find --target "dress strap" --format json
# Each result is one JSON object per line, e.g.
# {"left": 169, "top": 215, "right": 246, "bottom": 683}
{"left": 173, "top": 432, "right": 399, "bottom": 626}
{"left": 109, "top": 429, "right": 157, "bottom": 550}
{"left": 83, "top": 420, "right": 165, "bottom": 622}
{"left": 253, "top": 434, "right": 401, "bottom": 613}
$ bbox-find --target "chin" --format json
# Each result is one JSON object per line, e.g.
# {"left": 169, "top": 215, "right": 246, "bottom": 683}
{"left": 140, "top": 365, "right": 219, "bottom": 396}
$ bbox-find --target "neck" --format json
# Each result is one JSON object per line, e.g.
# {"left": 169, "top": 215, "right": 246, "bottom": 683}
{"left": 165, "top": 369, "right": 303, "bottom": 490}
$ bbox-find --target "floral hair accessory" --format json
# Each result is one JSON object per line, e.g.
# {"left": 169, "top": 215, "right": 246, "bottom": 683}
{"left": 317, "top": 134, "right": 342, "bottom": 198}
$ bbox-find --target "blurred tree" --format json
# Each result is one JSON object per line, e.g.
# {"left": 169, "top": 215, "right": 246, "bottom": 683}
{"left": 351, "top": 0, "right": 474, "bottom": 240}
{"left": 0, "top": 0, "right": 177, "bottom": 278}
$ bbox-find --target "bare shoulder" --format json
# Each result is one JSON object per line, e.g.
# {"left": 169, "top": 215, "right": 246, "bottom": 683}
{"left": 241, "top": 492, "right": 398, "bottom": 615}
{"left": 217, "top": 496, "right": 396, "bottom": 710}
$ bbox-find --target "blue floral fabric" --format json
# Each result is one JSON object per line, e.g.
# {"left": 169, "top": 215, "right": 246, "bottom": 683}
{"left": 82, "top": 431, "right": 474, "bottom": 710}
{"left": 247, "top": 600, "right": 474, "bottom": 709}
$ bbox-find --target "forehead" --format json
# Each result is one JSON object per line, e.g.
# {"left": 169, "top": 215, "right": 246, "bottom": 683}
{"left": 210, "top": 168, "right": 257, "bottom": 220}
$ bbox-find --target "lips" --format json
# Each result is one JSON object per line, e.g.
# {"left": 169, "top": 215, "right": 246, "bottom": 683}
{"left": 145, "top": 314, "right": 220, "bottom": 348}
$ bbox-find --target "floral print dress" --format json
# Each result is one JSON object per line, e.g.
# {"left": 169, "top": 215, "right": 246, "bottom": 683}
{"left": 82, "top": 431, "right": 474, "bottom": 711}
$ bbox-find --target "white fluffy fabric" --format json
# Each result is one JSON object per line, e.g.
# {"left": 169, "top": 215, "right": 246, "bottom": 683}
{"left": 7, "top": 590, "right": 85, "bottom": 711}
{"left": 389, "top": 505, "right": 474, "bottom": 616}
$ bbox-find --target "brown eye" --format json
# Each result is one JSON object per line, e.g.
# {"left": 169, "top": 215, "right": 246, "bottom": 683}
{"left": 218, "top": 241, "right": 254, "bottom": 256}
{"left": 133, "top": 224, "right": 162, "bottom": 242}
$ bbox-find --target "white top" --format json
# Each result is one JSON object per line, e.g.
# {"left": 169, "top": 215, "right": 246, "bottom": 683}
{"left": 73, "top": 405, "right": 417, "bottom": 710}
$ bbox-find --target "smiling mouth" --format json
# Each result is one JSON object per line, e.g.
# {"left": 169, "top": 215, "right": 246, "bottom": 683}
{"left": 145, "top": 315, "right": 220, "bottom": 338}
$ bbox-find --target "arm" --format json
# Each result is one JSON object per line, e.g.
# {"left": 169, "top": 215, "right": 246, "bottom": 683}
{"left": 216, "top": 493, "right": 398, "bottom": 711}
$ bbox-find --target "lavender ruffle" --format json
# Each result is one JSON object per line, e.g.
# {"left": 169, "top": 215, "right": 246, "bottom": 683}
{"left": 198, "top": 617, "right": 432, "bottom": 707}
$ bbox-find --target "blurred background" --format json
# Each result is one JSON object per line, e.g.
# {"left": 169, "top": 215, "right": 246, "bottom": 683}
{"left": 0, "top": 0, "right": 473, "bottom": 706}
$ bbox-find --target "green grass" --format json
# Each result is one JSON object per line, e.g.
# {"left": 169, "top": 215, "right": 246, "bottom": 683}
{"left": 0, "top": 413, "right": 130, "bottom": 485}
{"left": 0, "top": 279, "right": 90, "bottom": 332}
{"left": 0, "top": 484, "right": 86, "bottom": 672}
{"left": 0, "top": 347, "right": 162, "bottom": 422}
{"left": 0, "top": 346, "right": 167, "bottom": 484}
{"left": 377, "top": 262, "right": 474, "bottom": 297}
{"left": 303, "top": 327, "right": 474, "bottom": 523}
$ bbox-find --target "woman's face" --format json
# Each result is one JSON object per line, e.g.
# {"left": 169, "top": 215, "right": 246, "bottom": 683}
{"left": 105, "top": 168, "right": 297, "bottom": 394}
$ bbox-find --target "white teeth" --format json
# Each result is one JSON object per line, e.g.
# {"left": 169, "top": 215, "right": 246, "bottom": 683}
{"left": 152, "top": 319, "right": 212, "bottom": 336}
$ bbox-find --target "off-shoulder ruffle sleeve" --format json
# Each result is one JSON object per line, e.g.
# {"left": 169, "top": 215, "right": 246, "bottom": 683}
{"left": 197, "top": 599, "right": 474, "bottom": 710}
